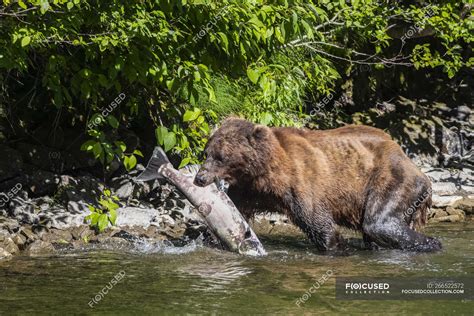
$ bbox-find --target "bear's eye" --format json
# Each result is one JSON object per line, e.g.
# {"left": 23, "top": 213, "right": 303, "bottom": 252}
{"left": 214, "top": 153, "right": 224, "bottom": 163}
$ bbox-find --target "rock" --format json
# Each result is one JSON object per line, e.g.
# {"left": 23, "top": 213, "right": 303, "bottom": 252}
{"left": 70, "top": 226, "right": 94, "bottom": 240}
{"left": 110, "top": 173, "right": 153, "bottom": 202}
{"left": 429, "top": 209, "right": 448, "bottom": 218}
{"left": 445, "top": 207, "right": 466, "bottom": 220}
{"left": 0, "top": 247, "right": 12, "bottom": 259}
{"left": 26, "top": 170, "right": 60, "bottom": 197}
{"left": 453, "top": 198, "right": 474, "bottom": 215}
{"left": 20, "top": 227, "right": 38, "bottom": 242}
{"left": 0, "top": 216, "right": 20, "bottom": 233}
{"left": 432, "top": 195, "right": 463, "bottom": 207}
{"left": 161, "top": 214, "right": 175, "bottom": 227}
{"left": 41, "top": 229, "right": 73, "bottom": 243}
{"left": 0, "top": 229, "right": 9, "bottom": 241}
{"left": 113, "top": 179, "right": 134, "bottom": 200}
{"left": 98, "top": 236, "right": 132, "bottom": 248}
{"left": 160, "top": 225, "right": 186, "bottom": 240}
{"left": 431, "top": 182, "right": 460, "bottom": 196}
{"left": 11, "top": 233, "right": 27, "bottom": 248}
{"left": 0, "top": 145, "right": 23, "bottom": 182}
{"left": 26, "top": 240, "right": 55, "bottom": 255}
{"left": 429, "top": 214, "right": 464, "bottom": 223}
{"left": 424, "top": 168, "right": 473, "bottom": 194}
{"left": 0, "top": 237, "right": 19, "bottom": 254}
{"left": 7, "top": 192, "right": 39, "bottom": 225}
{"left": 115, "top": 207, "right": 161, "bottom": 228}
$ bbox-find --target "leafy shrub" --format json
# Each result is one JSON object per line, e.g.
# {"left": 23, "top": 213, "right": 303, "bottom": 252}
{"left": 0, "top": 0, "right": 471, "bottom": 168}
{"left": 85, "top": 189, "right": 119, "bottom": 232}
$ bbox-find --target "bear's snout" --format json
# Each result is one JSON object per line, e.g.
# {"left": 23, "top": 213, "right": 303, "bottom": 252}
{"left": 194, "top": 173, "right": 208, "bottom": 186}
{"left": 194, "top": 167, "right": 215, "bottom": 187}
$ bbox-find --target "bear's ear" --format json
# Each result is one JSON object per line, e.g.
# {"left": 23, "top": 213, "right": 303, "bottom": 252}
{"left": 251, "top": 125, "right": 268, "bottom": 141}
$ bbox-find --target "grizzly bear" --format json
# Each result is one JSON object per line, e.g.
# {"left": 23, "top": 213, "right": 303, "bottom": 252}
{"left": 194, "top": 117, "right": 441, "bottom": 252}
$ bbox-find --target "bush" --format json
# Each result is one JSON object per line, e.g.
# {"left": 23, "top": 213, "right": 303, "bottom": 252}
{"left": 0, "top": 1, "right": 472, "bottom": 170}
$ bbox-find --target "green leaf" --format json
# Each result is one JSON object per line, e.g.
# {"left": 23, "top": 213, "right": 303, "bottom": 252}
{"left": 178, "top": 157, "right": 191, "bottom": 169}
{"left": 98, "top": 214, "right": 109, "bottom": 232}
{"left": 88, "top": 212, "right": 100, "bottom": 226}
{"left": 81, "top": 140, "right": 96, "bottom": 151}
{"left": 107, "top": 115, "right": 119, "bottom": 129}
{"left": 217, "top": 32, "right": 229, "bottom": 52}
{"left": 21, "top": 36, "right": 31, "bottom": 47}
{"left": 183, "top": 108, "right": 201, "bottom": 122}
{"left": 260, "top": 112, "right": 273, "bottom": 125}
{"left": 92, "top": 143, "right": 102, "bottom": 159}
{"left": 155, "top": 126, "right": 168, "bottom": 145}
{"left": 123, "top": 155, "right": 137, "bottom": 171}
{"left": 247, "top": 68, "right": 260, "bottom": 84}
{"left": 133, "top": 149, "right": 144, "bottom": 157}
{"left": 163, "top": 132, "right": 177, "bottom": 152}
{"left": 114, "top": 141, "right": 127, "bottom": 154}
{"left": 18, "top": 0, "right": 27, "bottom": 9}
{"left": 108, "top": 209, "right": 117, "bottom": 225}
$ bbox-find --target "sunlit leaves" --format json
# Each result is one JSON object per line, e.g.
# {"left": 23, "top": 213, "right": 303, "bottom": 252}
{"left": 85, "top": 189, "right": 120, "bottom": 233}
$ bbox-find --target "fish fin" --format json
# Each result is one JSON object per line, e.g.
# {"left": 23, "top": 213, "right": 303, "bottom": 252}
{"left": 135, "top": 147, "right": 170, "bottom": 182}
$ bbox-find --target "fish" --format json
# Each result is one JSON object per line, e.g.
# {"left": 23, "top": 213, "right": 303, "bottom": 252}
{"left": 136, "top": 147, "right": 267, "bottom": 256}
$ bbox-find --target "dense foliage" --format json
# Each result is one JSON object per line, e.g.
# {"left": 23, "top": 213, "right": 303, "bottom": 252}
{"left": 0, "top": 0, "right": 472, "bottom": 173}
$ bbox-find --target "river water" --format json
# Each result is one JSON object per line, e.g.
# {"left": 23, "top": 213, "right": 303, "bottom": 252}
{"left": 1, "top": 222, "right": 473, "bottom": 315}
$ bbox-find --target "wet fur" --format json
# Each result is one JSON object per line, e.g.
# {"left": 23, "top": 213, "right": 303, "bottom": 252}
{"left": 194, "top": 118, "right": 441, "bottom": 252}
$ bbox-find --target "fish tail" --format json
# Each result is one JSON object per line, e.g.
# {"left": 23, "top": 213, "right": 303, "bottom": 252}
{"left": 135, "top": 146, "right": 170, "bottom": 181}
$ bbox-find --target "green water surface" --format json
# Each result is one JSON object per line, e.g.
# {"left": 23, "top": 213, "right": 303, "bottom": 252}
{"left": 1, "top": 222, "right": 473, "bottom": 315}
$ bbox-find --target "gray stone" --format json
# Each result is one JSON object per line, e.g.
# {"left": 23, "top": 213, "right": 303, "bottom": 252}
{"left": 0, "top": 237, "right": 19, "bottom": 254}
{"left": 429, "top": 214, "right": 464, "bottom": 223}
{"left": 432, "top": 195, "right": 463, "bottom": 207}
{"left": 7, "top": 194, "right": 39, "bottom": 225}
{"left": 445, "top": 207, "right": 466, "bottom": 220}
{"left": 41, "top": 229, "right": 73, "bottom": 243}
{"left": 11, "top": 233, "right": 27, "bottom": 248}
{"left": 26, "top": 170, "right": 60, "bottom": 196}
{"left": 70, "top": 226, "right": 94, "bottom": 240}
{"left": 20, "top": 227, "right": 38, "bottom": 242}
{"left": 0, "top": 217, "right": 20, "bottom": 232}
{"left": 26, "top": 240, "right": 55, "bottom": 255}
{"left": 115, "top": 207, "right": 161, "bottom": 228}
{"left": 431, "top": 182, "right": 460, "bottom": 196}
{"left": 429, "top": 209, "right": 448, "bottom": 218}
{"left": 0, "top": 247, "right": 12, "bottom": 259}
{"left": 453, "top": 198, "right": 474, "bottom": 215}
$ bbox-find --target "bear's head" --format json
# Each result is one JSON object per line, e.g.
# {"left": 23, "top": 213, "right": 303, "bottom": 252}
{"left": 193, "top": 117, "right": 270, "bottom": 188}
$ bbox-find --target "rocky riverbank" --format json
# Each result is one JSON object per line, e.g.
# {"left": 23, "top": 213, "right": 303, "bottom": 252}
{"left": 0, "top": 140, "right": 473, "bottom": 260}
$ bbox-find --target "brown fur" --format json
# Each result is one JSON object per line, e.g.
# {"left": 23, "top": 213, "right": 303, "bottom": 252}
{"left": 194, "top": 118, "right": 441, "bottom": 251}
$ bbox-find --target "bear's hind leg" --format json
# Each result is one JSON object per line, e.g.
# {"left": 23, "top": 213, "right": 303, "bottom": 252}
{"left": 363, "top": 208, "right": 441, "bottom": 252}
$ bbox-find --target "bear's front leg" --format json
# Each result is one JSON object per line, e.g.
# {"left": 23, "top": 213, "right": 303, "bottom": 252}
{"left": 284, "top": 194, "right": 342, "bottom": 251}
